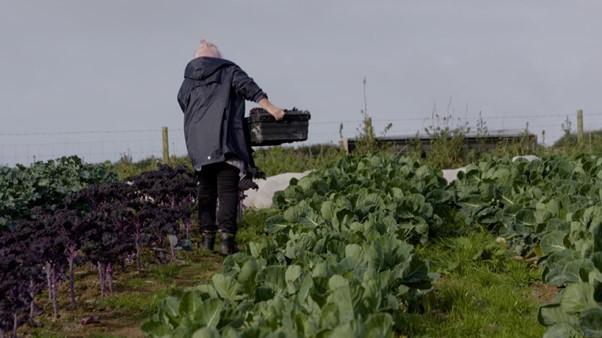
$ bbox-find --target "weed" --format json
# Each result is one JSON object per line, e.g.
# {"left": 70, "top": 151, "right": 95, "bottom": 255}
{"left": 354, "top": 76, "right": 377, "bottom": 152}
{"left": 237, "top": 208, "right": 279, "bottom": 245}
{"left": 148, "top": 264, "right": 183, "bottom": 284}
{"left": 109, "top": 154, "right": 162, "bottom": 180}
{"left": 419, "top": 232, "right": 509, "bottom": 275}
{"left": 422, "top": 100, "right": 471, "bottom": 169}
{"left": 125, "top": 278, "right": 146, "bottom": 290}
{"left": 252, "top": 144, "right": 341, "bottom": 176}
{"left": 104, "top": 288, "right": 172, "bottom": 319}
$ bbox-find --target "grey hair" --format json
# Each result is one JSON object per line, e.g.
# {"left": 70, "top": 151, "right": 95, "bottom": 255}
{"left": 195, "top": 40, "right": 222, "bottom": 58}
{"left": 205, "top": 42, "right": 222, "bottom": 58}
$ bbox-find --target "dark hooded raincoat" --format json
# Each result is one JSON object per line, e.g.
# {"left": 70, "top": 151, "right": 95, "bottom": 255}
{"left": 177, "top": 57, "right": 267, "bottom": 173}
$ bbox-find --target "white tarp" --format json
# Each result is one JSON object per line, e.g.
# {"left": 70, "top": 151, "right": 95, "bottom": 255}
{"left": 243, "top": 170, "right": 312, "bottom": 209}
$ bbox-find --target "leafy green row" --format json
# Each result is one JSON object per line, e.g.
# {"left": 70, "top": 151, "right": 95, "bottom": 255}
{"left": 272, "top": 155, "right": 454, "bottom": 245}
{"left": 537, "top": 206, "right": 602, "bottom": 337}
{"left": 143, "top": 237, "right": 430, "bottom": 337}
{"left": 453, "top": 154, "right": 602, "bottom": 257}
{"left": 0, "top": 156, "right": 115, "bottom": 231}
{"left": 142, "top": 155, "right": 446, "bottom": 337}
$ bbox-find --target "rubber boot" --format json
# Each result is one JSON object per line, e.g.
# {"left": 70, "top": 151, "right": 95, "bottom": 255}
{"left": 220, "top": 232, "right": 238, "bottom": 256}
{"left": 201, "top": 232, "right": 216, "bottom": 252}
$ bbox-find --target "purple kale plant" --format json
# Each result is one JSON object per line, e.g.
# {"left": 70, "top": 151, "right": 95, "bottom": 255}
{"left": 66, "top": 181, "right": 136, "bottom": 300}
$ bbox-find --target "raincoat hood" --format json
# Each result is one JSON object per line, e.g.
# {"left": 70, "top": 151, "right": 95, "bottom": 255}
{"left": 184, "top": 57, "right": 235, "bottom": 82}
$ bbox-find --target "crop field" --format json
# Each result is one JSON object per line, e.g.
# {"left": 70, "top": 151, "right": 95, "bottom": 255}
{"left": 1, "top": 150, "right": 602, "bottom": 337}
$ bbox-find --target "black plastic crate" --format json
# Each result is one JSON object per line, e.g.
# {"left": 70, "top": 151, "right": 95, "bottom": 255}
{"left": 245, "top": 108, "right": 311, "bottom": 146}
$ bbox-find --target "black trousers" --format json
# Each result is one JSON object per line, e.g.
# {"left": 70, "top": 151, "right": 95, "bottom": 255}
{"left": 196, "top": 162, "right": 240, "bottom": 234}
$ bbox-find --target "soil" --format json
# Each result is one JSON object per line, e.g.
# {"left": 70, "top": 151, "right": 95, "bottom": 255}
{"left": 531, "top": 281, "right": 561, "bottom": 304}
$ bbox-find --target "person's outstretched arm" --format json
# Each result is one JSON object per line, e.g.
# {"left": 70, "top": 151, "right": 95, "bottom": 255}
{"left": 232, "top": 66, "right": 285, "bottom": 120}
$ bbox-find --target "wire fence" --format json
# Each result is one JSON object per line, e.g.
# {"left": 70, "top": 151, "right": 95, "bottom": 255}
{"left": 0, "top": 110, "right": 592, "bottom": 167}
{"left": 0, "top": 129, "right": 186, "bottom": 167}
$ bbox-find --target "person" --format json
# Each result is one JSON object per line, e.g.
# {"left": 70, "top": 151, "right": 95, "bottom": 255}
{"left": 177, "top": 39, "right": 285, "bottom": 255}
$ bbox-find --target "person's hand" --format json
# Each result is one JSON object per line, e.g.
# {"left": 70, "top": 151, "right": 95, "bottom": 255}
{"left": 257, "top": 98, "right": 285, "bottom": 120}
{"left": 268, "top": 106, "right": 285, "bottom": 121}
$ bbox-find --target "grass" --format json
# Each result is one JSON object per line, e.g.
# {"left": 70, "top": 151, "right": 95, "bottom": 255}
{"left": 21, "top": 250, "right": 224, "bottom": 338}
{"left": 401, "top": 231, "right": 555, "bottom": 337}
{"left": 400, "top": 276, "right": 546, "bottom": 337}
{"left": 103, "top": 288, "right": 174, "bottom": 320}
{"left": 148, "top": 263, "right": 184, "bottom": 284}
{"left": 236, "top": 208, "right": 279, "bottom": 245}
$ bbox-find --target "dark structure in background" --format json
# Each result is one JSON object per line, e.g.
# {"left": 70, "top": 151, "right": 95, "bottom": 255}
{"left": 342, "top": 129, "right": 537, "bottom": 154}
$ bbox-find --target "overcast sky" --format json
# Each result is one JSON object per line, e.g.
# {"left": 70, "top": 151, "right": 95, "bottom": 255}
{"left": 1, "top": 1, "right": 601, "bottom": 166}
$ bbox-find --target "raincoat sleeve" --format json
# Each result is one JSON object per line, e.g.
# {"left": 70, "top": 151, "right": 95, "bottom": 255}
{"left": 231, "top": 66, "right": 268, "bottom": 103}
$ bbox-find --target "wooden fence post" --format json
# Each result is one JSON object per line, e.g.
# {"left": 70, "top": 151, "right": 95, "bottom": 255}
{"left": 577, "top": 110, "right": 584, "bottom": 145}
{"left": 162, "top": 127, "right": 170, "bottom": 164}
